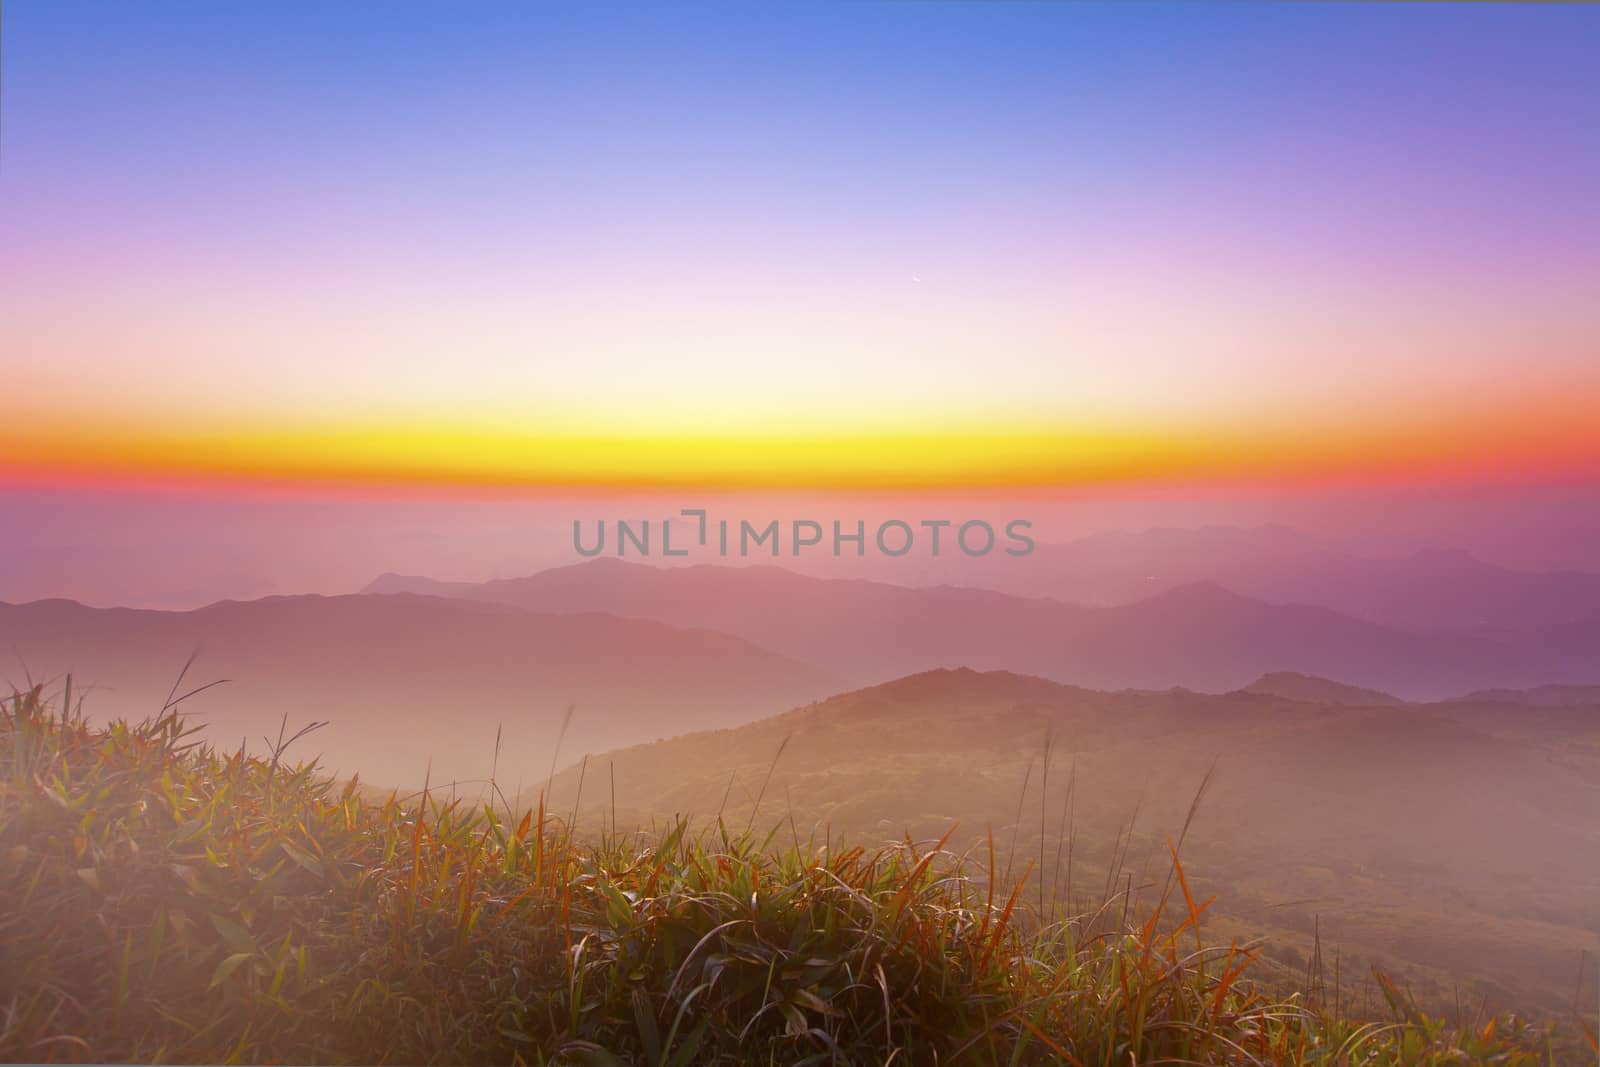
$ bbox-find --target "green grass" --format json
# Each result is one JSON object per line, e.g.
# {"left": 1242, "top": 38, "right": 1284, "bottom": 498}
{"left": 1, "top": 684, "right": 1590, "bottom": 1065}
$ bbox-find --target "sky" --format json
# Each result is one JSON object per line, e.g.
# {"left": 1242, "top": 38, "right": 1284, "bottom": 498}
{"left": 1, "top": 2, "right": 1599, "bottom": 602}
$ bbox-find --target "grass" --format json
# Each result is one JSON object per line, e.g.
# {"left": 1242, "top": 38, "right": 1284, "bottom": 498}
{"left": 1, "top": 683, "right": 1591, "bottom": 1065}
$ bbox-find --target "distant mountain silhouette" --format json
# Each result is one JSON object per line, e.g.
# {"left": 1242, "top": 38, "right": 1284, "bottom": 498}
{"left": 363, "top": 560, "right": 1599, "bottom": 700}
{"left": 0, "top": 593, "right": 839, "bottom": 787}
{"left": 902, "top": 525, "right": 1600, "bottom": 629}
{"left": 1238, "top": 671, "right": 1405, "bottom": 706}
{"left": 365, "top": 573, "right": 480, "bottom": 597}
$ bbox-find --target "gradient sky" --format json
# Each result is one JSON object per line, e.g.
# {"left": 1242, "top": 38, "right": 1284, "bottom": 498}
{"left": 2, "top": 1, "right": 1599, "bottom": 493}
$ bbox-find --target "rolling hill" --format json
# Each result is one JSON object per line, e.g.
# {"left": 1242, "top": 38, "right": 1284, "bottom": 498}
{"left": 1236, "top": 671, "right": 1405, "bottom": 706}
{"left": 549, "top": 667, "right": 1600, "bottom": 1016}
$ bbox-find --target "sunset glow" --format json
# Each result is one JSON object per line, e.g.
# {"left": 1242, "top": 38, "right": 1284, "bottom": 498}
{"left": 3, "top": 3, "right": 1597, "bottom": 498}
{"left": 3, "top": 391, "right": 1600, "bottom": 494}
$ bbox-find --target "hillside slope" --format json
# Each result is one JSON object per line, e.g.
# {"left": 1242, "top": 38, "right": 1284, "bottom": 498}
{"left": 0, "top": 593, "right": 840, "bottom": 787}
{"left": 551, "top": 668, "right": 1600, "bottom": 1015}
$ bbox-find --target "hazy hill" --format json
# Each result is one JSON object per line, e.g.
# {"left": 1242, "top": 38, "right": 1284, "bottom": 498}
{"left": 1460, "top": 684, "right": 1600, "bottom": 707}
{"left": 0, "top": 594, "right": 839, "bottom": 787}
{"left": 365, "top": 572, "right": 481, "bottom": 597}
{"left": 1238, "top": 671, "right": 1405, "bottom": 706}
{"left": 364, "top": 560, "right": 1599, "bottom": 700}
{"left": 551, "top": 668, "right": 1600, "bottom": 1015}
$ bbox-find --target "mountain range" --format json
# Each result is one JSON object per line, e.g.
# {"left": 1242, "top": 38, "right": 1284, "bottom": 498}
{"left": 6, "top": 540, "right": 1598, "bottom": 792}
{"left": 364, "top": 557, "right": 1599, "bottom": 699}
{"left": 785, "top": 525, "right": 1600, "bottom": 629}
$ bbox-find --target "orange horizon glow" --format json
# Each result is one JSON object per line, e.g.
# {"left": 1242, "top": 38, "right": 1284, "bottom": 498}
{"left": 4, "top": 394, "right": 1598, "bottom": 497}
